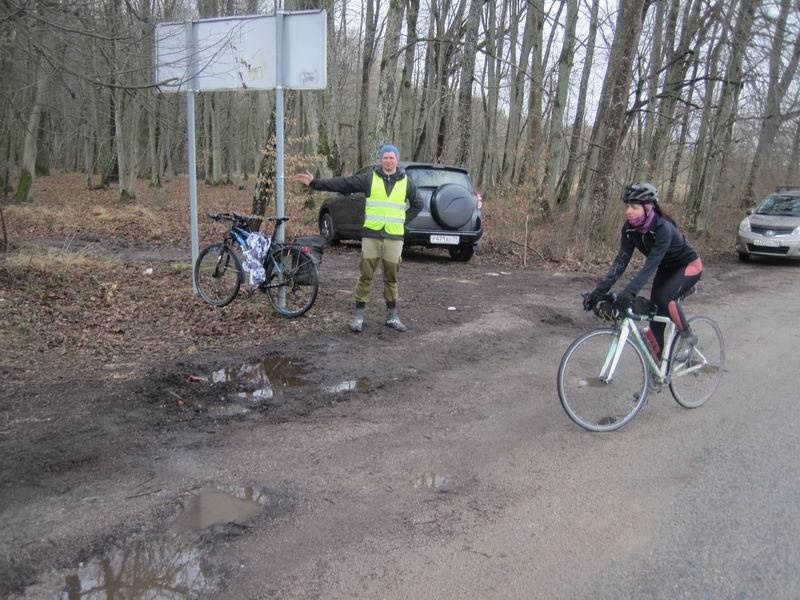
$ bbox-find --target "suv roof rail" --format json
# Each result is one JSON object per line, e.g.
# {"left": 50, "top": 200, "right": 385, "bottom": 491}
{"left": 775, "top": 185, "right": 800, "bottom": 192}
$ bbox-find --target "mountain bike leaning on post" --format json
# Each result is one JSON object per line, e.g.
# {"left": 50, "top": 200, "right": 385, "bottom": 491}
{"left": 557, "top": 291, "right": 724, "bottom": 432}
{"left": 193, "top": 212, "right": 319, "bottom": 317}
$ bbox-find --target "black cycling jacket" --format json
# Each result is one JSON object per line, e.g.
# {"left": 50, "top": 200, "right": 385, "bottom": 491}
{"left": 594, "top": 214, "right": 699, "bottom": 297}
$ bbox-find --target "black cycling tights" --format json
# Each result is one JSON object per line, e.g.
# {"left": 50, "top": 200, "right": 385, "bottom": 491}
{"left": 650, "top": 260, "right": 703, "bottom": 353}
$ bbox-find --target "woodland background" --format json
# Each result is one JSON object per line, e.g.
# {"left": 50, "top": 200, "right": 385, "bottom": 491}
{"left": 2, "top": 0, "right": 800, "bottom": 253}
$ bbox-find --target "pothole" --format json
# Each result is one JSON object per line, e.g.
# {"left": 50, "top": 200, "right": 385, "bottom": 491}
{"left": 174, "top": 487, "right": 265, "bottom": 532}
{"left": 323, "top": 377, "right": 372, "bottom": 394}
{"left": 60, "top": 533, "right": 213, "bottom": 599}
{"left": 54, "top": 486, "right": 275, "bottom": 599}
{"left": 210, "top": 356, "right": 310, "bottom": 402}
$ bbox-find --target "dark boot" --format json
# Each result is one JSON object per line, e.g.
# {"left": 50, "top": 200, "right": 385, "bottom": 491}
{"left": 385, "top": 307, "right": 408, "bottom": 332}
{"left": 350, "top": 305, "right": 365, "bottom": 333}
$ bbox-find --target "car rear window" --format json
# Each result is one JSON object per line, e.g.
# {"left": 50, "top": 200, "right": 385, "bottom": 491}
{"left": 406, "top": 168, "right": 473, "bottom": 190}
{"left": 756, "top": 195, "right": 800, "bottom": 216}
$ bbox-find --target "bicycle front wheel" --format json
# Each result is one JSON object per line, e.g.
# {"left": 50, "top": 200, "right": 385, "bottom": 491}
{"left": 669, "top": 316, "right": 725, "bottom": 409}
{"left": 194, "top": 243, "right": 242, "bottom": 307}
{"left": 557, "top": 328, "right": 649, "bottom": 432}
{"left": 264, "top": 247, "right": 319, "bottom": 318}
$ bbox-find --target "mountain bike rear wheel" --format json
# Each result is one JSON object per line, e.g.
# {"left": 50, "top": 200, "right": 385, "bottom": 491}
{"left": 264, "top": 247, "right": 319, "bottom": 318}
{"left": 557, "top": 328, "right": 649, "bottom": 432}
{"left": 669, "top": 316, "right": 725, "bottom": 408}
{"left": 194, "top": 243, "right": 242, "bottom": 307}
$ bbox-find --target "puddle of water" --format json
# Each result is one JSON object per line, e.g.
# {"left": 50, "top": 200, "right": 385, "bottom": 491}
{"left": 414, "top": 471, "right": 454, "bottom": 493}
{"left": 211, "top": 356, "right": 309, "bottom": 401}
{"left": 208, "top": 405, "right": 250, "bottom": 417}
{"left": 174, "top": 487, "right": 264, "bottom": 533}
{"left": 324, "top": 377, "right": 372, "bottom": 394}
{"left": 60, "top": 535, "right": 213, "bottom": 599}
{"left": 57, "top": 486, "right": 271, "bottom": 599}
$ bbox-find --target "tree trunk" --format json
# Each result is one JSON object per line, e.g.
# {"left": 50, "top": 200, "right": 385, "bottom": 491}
{"left": 555, "top": 0, "right": 599, "bottom": 210}
{"left": 399, "top": 0, "right": 420, "bottom": 159}
{"left": 16, "top": 60, "right": 48, "bottom": 203}
{"left": 253, "top": 112, "right": 277, "bottom": 217}
{"left": 574, "top": 0, "right": 649, "bottom": 241}
{"left": 693, "top": 0, "right": 757, "bottom": 224}
{"left": 455, "top": 0, "right": 484, "bottom": 169}
{"left": 742, "top": 0, "right": 800, "bottom": 205}
{"left": 357, "top": 0, "right": 378, "bottom": 167}
{"left": 785, "top": 118, "right": 800, "bottom": 185}
{"left": 373, "top": 0, "right": 405, "bottom": 150}
{"left": 210, "top": 94, "right": 224, "bottom": 184}
{"left": 685, "top": 17, "right": 724, "bottom": 232}
{"left": 647, "top": 0, "right": 708, "bottom": 178}
{"left": 636, "top": 0, "right": 665, "bottom": 177}
{"left": 500, "top": 0, "right": 538, "bottom": 185}
{"left": 479, "top": 0, "right": 507, "bottom": 189}
{"left": 542, "top": 0, "right": 578, "bottom": 209}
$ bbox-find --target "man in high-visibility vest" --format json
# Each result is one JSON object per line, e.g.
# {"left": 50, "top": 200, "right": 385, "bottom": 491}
{"left": 295, "top": 144, "right": 423, "bottom": 332}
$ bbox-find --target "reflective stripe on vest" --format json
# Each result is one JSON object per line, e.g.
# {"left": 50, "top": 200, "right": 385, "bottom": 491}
{"left": 364, "top": 172, "right": 407, "bottom": 235}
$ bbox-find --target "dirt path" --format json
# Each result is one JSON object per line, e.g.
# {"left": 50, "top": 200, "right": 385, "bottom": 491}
{"left": 1, "top": 247, "right": 792, "bottom": 598}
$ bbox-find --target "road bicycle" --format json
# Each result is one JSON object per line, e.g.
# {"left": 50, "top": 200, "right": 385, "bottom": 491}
{"left": 557, "top": 292, "right": 725, "bottom": 432}
{"left": 193, "top": 212, "right": 319, "bottom": 317}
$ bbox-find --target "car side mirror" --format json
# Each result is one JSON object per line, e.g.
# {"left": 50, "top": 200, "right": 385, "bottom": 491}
{"left": 746, "top": 208, "right": 754, "bottom": 215}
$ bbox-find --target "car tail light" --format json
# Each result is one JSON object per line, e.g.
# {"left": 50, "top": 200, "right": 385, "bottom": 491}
{"left": 474, "top": 191, "right": 483, "bottom": 211}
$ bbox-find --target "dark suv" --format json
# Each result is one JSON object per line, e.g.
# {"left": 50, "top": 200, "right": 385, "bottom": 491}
{"left": 317, "top": 162, "right": 483, "bottom": 261}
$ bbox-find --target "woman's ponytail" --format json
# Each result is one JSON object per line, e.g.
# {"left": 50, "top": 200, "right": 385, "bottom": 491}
{"left": 653, "top": 204, "right": 677, "bottom": 225}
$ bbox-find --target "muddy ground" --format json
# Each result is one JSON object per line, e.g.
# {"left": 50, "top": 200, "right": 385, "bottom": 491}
{"left": 0, "top": 235, "right": 757, "bottom": 598}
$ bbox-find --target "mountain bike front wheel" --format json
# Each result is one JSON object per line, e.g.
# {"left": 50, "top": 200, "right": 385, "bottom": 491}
{"left": 669, "top": 316, "right": 725, "bottom": 409}
{"left": 557, "top": 328, "right": 650, "bottom": 432}
{"left": 264, "top": 247, "right": 319, "bottom": 318}
{"left": 194, "top": 243, "right": 242, "bottom": 307}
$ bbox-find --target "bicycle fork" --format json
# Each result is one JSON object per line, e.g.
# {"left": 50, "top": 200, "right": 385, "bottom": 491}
{"left": 599, "top": 321, "right": 662, "bottom": 385}
{"left": 599, "top": 324, "right": 631, "bottom": 384}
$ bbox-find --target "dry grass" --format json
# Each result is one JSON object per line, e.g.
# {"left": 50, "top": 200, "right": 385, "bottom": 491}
{"left": 480, "top": 183, "right": 743, "bottom": 270}
{"left": 2, "top": 172, "right": 322, "bottom": 249}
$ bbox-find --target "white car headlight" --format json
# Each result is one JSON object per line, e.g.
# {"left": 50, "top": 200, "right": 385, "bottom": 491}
{"left": 739, "top": 218, "right": 751, "bottom": 232}
{"left": 793, "top": 225, "right": 800, "bottom": 235}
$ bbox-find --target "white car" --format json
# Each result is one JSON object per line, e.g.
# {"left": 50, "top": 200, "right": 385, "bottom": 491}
{"left": 736, "top": 187, "right": 800, "bottom": 261}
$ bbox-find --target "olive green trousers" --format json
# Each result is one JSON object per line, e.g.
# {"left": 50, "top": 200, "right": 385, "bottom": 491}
{"left": 354, "top": 237, "right": 403, "bottom": 304}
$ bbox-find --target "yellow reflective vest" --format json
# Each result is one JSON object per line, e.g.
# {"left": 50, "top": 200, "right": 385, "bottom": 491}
{"left": 364, "top": 172, "right": 407, "bottom": 236}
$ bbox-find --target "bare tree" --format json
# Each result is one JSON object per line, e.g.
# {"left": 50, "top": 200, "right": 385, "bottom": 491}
{"left": 455, "top": 0, "right": 484, "bottom": 168}
{"left": 574, "top": 0, "right": 650, "bottom": 241}
{"left": 357, "top": 0, "right": 379, "bottom": 167}
{"left": 373, "top": 0, "right": 405, "bottom": 150}
{"left": 398, "top": 0, "right": 420, "bottom": 160}
{"left": 499, "top": 0, "right": 539, "bottom": 185}
{"left": 541, "top": 0, "right": 579, "bottom": 211}
{"left": 554, "top": 0, "right": 600, "bottom": 211}
{"left": 742, "top": 0, "right": 800, "bottom": 205}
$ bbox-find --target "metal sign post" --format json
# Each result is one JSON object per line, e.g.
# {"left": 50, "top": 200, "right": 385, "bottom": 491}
{"left": 155, "top": 10, "right": 326, "bottom": 291}
{"left": 184, "top": 22, "right": 199, "bottom": 291}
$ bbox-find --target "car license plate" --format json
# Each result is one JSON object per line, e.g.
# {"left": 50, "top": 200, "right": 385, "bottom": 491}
{"left": 753, "top": 239, "right": 780, "bottom": 247}
{"left": 430, "top": 235, "right": 459, "bottom": 245}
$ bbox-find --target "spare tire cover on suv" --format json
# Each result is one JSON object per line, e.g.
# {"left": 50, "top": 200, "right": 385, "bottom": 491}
{"left": 430, "top": 183, "right": 474, "bottom": 230}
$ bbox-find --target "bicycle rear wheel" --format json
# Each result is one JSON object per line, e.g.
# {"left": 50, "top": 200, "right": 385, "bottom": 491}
{"left": 264, "top": 247, "right": 319, "bottom": 318}
{"left": 669, "top": 316, "right": 724, "bottom": 408}
{"left": 557, "top": 328, "right": 649, "bottom": 432}
{"left": 194, "top": 243, "right": 242, "bottom": 307}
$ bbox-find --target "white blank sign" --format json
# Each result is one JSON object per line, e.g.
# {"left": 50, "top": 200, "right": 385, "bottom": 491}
{"left": 155, "top": 10, "right": 327, "bottom": 92}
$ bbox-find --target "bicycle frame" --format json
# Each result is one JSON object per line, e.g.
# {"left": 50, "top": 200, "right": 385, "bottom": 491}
{"left": 601, "top": 313, "right": 677, "bottom": 385}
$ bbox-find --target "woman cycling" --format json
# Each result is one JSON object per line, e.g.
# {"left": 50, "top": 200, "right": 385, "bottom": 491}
{"left": 583, "top": 182, "right": 703, "bottom": 361}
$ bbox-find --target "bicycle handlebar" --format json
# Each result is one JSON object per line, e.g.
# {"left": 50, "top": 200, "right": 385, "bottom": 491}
{"left": 590, "top": 292, "right": 653, "bottom": 322}
{"left": 206, "top": 212, "right": 288, "bottom": 226}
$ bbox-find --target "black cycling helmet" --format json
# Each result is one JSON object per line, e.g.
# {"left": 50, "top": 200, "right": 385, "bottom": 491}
{"left": 623, "top": 181, "right": 659, "bottom": 205}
